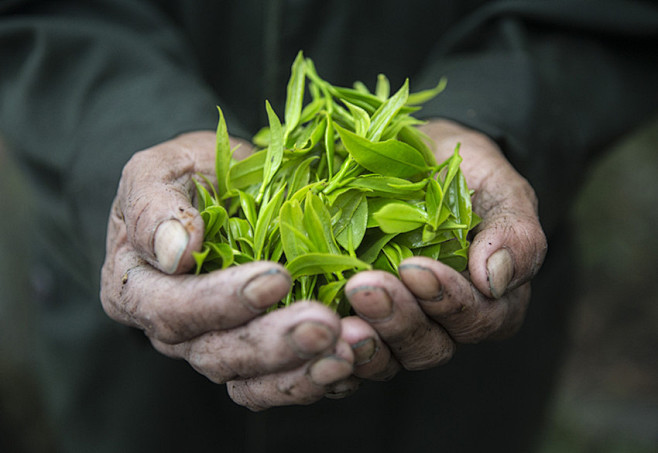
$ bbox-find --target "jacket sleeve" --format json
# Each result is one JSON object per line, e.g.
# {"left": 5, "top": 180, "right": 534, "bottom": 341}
{"left": 414, "top": 0, "right": 658, "bottom": 233}
{"left": 0, "top": 0, "right": 243, "bottom": 287}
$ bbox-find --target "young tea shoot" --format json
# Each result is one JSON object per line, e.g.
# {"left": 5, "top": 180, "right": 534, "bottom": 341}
{"left": 193, "top": 52, "right": 480, "bottom": 316}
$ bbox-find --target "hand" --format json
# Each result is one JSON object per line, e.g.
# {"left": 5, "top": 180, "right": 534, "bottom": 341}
{"left": 340, "top": 119, "right": 547, "bottom": 374}
{"left": 100, "top": 131, "right": 356, "bottom": 411}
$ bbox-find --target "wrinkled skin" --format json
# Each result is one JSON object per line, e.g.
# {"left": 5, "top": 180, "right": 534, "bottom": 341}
{"left": 100, "top": 119, "right": 547, "bottom": 411}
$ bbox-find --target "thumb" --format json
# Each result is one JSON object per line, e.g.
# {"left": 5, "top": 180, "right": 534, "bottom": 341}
{"left": 118, "top": 131, "right": 215, "bottom": 274}
{"left": 467, "top": 168, "right": 547, "bottom": 299}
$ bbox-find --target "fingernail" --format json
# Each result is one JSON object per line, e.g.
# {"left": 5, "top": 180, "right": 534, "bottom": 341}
{"left": 398, "top": 264, "right": 444, "bottom": 301}
{"left": 352, "top": 338, "right": 378, "bottom": 366}
{"left": 346, "top": 286, "right": 393, "bottom": 321}
{"left": 154, "top": 219, "right": 189, "bottom": 274}
{"left": 308, "top": 356, "right": 353, "bottom": 386}
{"left": 325, "top": 378, "right": 360, "bottom": 399}
{"left": 240, "top": 268, "right": 291, "bottom": 311}
{"left": 287, "top": 322, "right": 336, "bottom": 359}
{"left": 487, "top": 248, "right": 514, "bottom": 299}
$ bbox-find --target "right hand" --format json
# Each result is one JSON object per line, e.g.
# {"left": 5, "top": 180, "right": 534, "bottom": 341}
{"left": 99, "top": 131, "right": 356, "bottom": 411}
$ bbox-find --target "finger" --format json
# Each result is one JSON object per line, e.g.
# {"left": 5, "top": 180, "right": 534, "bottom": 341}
{"left": 345, "top": 271, "right": 455, "bottom": 371}
{"left": 418, "top": 119, "right": 547, "bottom": 299}
{"left": 340, "top": 316, "right": 400, "bottom": 381}
{"left": 101, "top": 243, "right": 292, "bottom": 343}
{"left": 117, "top": 132, "right": 217, "bottom": 274}
{"left": 226, "top": 339, "right": 355, "bottom": 411}
{"left": 398, "top": 256, "right": 531, "bottom": 343}
{"left": 468, "top": 169, "right": 547, "bottom": 299}
{"left": 151, "top": 301, "right": 343, "bottom": 384}
{"left": 324, "top": 376, "right": 362, "bottom": 399}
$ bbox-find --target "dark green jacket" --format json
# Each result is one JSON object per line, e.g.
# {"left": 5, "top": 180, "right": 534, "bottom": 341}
{"left": 1, "top": 1, "right": 657, "bottom": 452}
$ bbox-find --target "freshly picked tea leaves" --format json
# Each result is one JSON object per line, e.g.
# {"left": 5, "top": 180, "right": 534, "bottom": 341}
{"left": 193, "top": 52, "right": 480, "bottom": 315}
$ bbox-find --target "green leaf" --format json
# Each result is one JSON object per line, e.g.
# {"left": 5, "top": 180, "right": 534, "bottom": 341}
{"left": 228, "top": 149, "right": 266, "bottom": 190}
{"left": 201, "top": 205, "right": 228, "bottom": 240}
{"left": 329, "top": 86, "right": 380, "bottom": 115}
{"left": 357, "top": 230, "right": 397, "bottom": 264}
{"left": 303, "top": 192, "right": 340, "bottom": 255}
{"left": 336, "top": 124, "right": 429, "bottom": 178}
{"left": 299, "top": 97, "right": 326, "bottom": 124}
{"left": 215, "top": 105, "right": 232, "bottom": 197}
{"left": 228, "top": 217, "right": 254, "bottom": 256}
{"left": 253, "top": 185, "right": 286, "bottom": 260}
{"left": 317, "top": 280, "right": 347, "bottom": 306}
{"left": 367, "top": 78, "right": 409, "bottom": 141}
{"left": 288, "top": 156, "right": 319, "bottom": 199}
{"left": 437, "top": 239, "right": 469, "bottom": 272}
{"left": 441, "top": 144, "right": 463, "bottom": 192}
{"left": 406, "top": 77, "right": 447, "bottom": 105}
{"left": 342, "top": 100, "right": 371, "bottom": 137}
{"left": 372, "top": 201, "right": 429, "bottom": 234}
{"left": 284, "top": 51, "right": 306, "bottom": 139}
{"left": 397, "top": 125, "right": 437, "bottom": 167}
{"left": 192, "top": 246, "right": 210, "bottom": 275}
{"left": 425, "top": 177, "right": 443, "bottom": 228}
{"left": 237, "top": 190, "right": 257, "bottom": 229}
{"left": 331, "top": 190, "right": 368, "bottom": 252}
{"left": 325, "top": 114, "right": 336, "bottom": 178}
{"left": 258, "top": 101, "right": 284, "bottom": 202}
{"left": 286, "top": 253, "right": 371, "bottom": 279}
{"left": 205, "top": 241, "right": 234, "bottom": 270}
{"left": 348, "top": 175, "right": 427, "bottom": 198}
{"left": 372, "top": 250, "right": 397, "bottom": 275}
{"left": 375, "top": 74, "right": 390, "bottom": 100}
{"left": 193, "top": 178, "right": 215, "bottom": 212}
{"left": 279, "top": 199, "right": 313, "bottom": 261}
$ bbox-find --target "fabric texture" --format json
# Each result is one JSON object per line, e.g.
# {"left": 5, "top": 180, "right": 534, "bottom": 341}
{"left": 1, "top": 0, "right": 657, "bottom": 451}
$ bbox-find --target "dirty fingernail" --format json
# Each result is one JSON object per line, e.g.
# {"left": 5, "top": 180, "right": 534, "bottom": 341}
{"left": 399, "top": 264, "right": 444, "bottom": 301}
{"left": 308, "top": 356, "right": 353, "bottom": 386}
{"left": 325, "top": 378, "right": 360, "bottom": 399}
{"left": 241, "top": 268, "right": 291, "bottom": 311}
{"left": 288, "top": 322, "right": 336, "bottom": 358}
{"left": 487, "top": 248, "right": 514, "bottom": 299}
{"left": 346, "top": 286, "right": 393, "bottom": 321}
{"left": 154, "top": 219, "right": 189, "bottom": 274}
{"left": 352, "top": 338, "right": 378, "bottom": 366}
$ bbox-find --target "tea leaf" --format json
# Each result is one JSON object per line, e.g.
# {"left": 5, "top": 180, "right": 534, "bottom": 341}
{"left": 287, "top": 253, "right": 371, "bottom": 279}
{"left": 201, "top": 205, "right": 228, "bottom": 241}
{"left": 343, "top": 100, "right": 371, "bottom": 137}
{"left": 259, "top": 101, "right": 284, "bottom": 202}
{"left": 280, "top": 199, "right": 313, "bottom": 260}
{"left": 406, "top": 77, "right": 447, "bottom": 105}
{"left": 375, "top": 74, "right": 390, "bottom": 100}
{"left": 367, "top": 78, "right": 409, "bottom": 141}
{"left": 348, "top": 175, "right": 427, "bottom": 198}
{"left": 254, "top": 185, "right": 286, "bottom": 260}
{"left": 336, "top": 125, "right": 429, "bottom": 178}
{"left": 304, "top": 192, "right": 340, "bottom": 255}
{"left": 215, "top": 106, "right": 232, "bottom": 197}
{"left": 228, "top": 149, "right": 266, "bottom": 190}
{"left": 372, "top": 201, "right": 429, "bottom": 234}
{"left": 284, "top": 51, "right": 306, "bottom": 139}
{"left": 331, "top": 190, "right": 368, "bottom": 251}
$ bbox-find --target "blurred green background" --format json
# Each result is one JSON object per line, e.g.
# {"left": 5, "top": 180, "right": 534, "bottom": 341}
{"left": 539, "top": 117, "right": 658, "bottom": 452}
{"left": 1, "top": 118, "right": 657, "bottom": 451}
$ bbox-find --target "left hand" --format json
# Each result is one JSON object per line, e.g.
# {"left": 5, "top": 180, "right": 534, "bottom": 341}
{"left": 338, "top": 119, "right": 547, "bottom": 377}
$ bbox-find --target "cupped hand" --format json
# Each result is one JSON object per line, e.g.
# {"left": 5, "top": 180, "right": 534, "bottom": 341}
{"left": 100, "top": 131, "right": 355, "bottom": 411}
{"left": 342, "top": 119, "right": 547, "bottom": 374}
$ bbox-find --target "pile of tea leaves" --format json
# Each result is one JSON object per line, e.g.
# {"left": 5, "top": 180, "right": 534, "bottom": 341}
{"left": 193, "top": 52, "right": 480, "bottom": 315}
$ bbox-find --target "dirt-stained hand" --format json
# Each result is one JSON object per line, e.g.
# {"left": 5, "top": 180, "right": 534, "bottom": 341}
{"left": 100, "top": 131, "right": 355, "bottom": 411}
{"left": 342, "top": 119, "right": 547, "bottom": 375}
